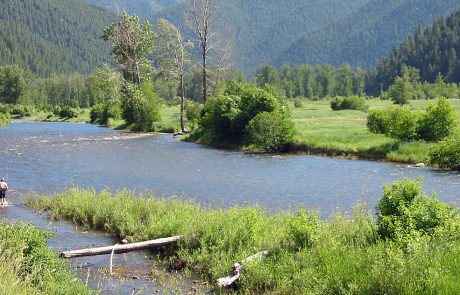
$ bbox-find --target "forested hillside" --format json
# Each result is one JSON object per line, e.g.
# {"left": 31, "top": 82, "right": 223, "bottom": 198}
{"left": 86, "top": 0, "right": 178, "bottom": 18}
{"left": 88, "top": 0, "right": 460, "bottom": 76}
{"left": 371, "top": 7, "right": 460, "bottom": 92}
{"left": 0, "top": 0, "right": 114, "bottom": 76}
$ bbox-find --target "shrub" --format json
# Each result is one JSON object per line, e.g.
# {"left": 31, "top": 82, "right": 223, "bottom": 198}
{"left": 121, "top": 83, "right": 160, "bottom": 131}
{"left": 90, "top": 103, "right": 104, "bottom": 124}
{"left": 429, "top": 133, "right": 460, "bottom": 169}
{"left": 367, "top": 107, "right": 420, "bottom": 141}
{"left": 377, "top": 178, "right": 460, "bottom": 241}
{"left": 200, "top": 95, "right": 241, "bottom": 141}
{"left": 293, "top": 97, "right": 303, "bottom": 108}
{"left": 418, "top": 97, "right": 458, "bottom": 142}
{"left": 244, "top": 111, "right": 295, "bottom": 152}
{"left": 225, "top": 82, "right": 281, "bottom": 128}
{"left": 0, "top": 112, "right": 10, "bottom": 126}
{"left": 8, "top": 104, "right": 34, "bottom": 117}
{"left": 59, "top": 106, "right": 78, "bottom": 118}
{"left": 90, "top": 99, "right": 122, "bottom": 126}
{"left": 287, "top": 209, "right": 323, "bottom": 249}
{"left": 330, "top": 96, "right": 368, "bottom": 111}
{"left": 185, "top": 101, "right": 203, "bottom": 131}
{"left": 367, "top": 110, "right": 388, "bottom": 134}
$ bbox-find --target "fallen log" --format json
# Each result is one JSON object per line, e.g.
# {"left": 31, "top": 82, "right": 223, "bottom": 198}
{"left": 217, "top": 250, "right": 269, "bottom": 287}
{"left": 60, "top": 236, "right": 182, "bottom": 258}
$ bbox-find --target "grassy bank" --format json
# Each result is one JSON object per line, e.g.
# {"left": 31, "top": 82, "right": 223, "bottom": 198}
{"left": 0, "top": 221, "right": 93, "bottom": 295}
{"left": 290, "top": 98, "right": 460, "bottom": 163}
{"left": 26, "top": 182, "right": 460, "bottom": 294}
{"left": 0, "top": 112, "right": 10, "bottom": 126}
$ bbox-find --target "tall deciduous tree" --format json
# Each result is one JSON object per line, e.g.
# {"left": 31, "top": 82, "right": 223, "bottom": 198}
{"left": 102, "top": 13, "right": 154, "bottom": 85}
{"left": 182, "top": 0, "right": 222, "bottom": 104}
{"left": 155, "top": 18, "right": 192, "bottom": 132}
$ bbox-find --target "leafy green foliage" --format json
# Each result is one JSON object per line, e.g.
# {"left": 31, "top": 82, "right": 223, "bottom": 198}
{"left": 121, "top": 83, "right": 161, "bottom": 131}
{"left": 196, "top": 82, "right": 294, "bottom": 149}
{"left": 199, "top": 95, "right": 241, "bottom": 141}
{"left": 429, "top": 134, "right": 460, "bottom": 169}
{"left": 244, "top": 111, "right": 295, "bottom": 152}
{"left": 330, "top": 96, "right": 368, "bottom": 111}
{"left": 287, "top": 209, "right": 323, "bottom": 249}
{"left": 388, "top": 76, "right": 413, "bottom": 106}
{"left": 367, "top": 107, "right": 421, "bottom": 141}
{"left": 418, "top": 97, "right": 459, "bottom": 142}
{"left": 377, "top": 178, "right": 460, "bottom": 241}
{"left": 59, "top": 106, "right": 79, "bottom": 119}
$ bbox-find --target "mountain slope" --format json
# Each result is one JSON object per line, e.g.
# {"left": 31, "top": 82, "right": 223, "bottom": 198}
{"left": 86, "top": 0, "right": 178, "bottom": 17}
{"left": 84, "top": 0, "right": 460, "bottom": 76}
{"left": 370, "top": 7, "right": 460, "bottom": 92}
{"left": 0, "top": 0, "right": 114, "bottom": 76}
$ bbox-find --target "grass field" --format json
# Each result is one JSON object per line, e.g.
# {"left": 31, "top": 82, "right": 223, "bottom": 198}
{"left": 290, "top": 98, "right": 460, "bottom": 163}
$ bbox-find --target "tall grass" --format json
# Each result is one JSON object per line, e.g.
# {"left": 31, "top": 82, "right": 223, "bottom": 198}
{"left": 26, "top": 186, "right": 460, "bottom": 294}
{"left": 0, "top": 221, "right": 93, "bottom": 295}
{"left": 0, "top": 112, "right": 10, "bottom": 126}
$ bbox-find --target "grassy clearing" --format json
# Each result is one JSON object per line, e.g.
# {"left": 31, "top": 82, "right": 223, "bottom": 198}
{"left": 0, "top": 221, "right": 93, "bottom": 295}
{"left": 26, "top": 186, "right": 460, "bottom": 294}
{"left": 290, "top": 98, "right": 460, "bottom": 163}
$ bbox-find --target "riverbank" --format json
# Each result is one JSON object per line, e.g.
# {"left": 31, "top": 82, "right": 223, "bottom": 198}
{"left": 26, "top": 181, "right": 460, "bottom": 294}
{"left": 0, "top": 112, "right": 10, "bottom": 126}
{"left": 0, "top": 220, "right": 93, "bottom": 295}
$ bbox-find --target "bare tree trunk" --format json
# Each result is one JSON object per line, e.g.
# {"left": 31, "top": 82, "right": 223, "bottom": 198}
{"left": 202, "top": 46, "right": 207, "bottom": 104}
{"left": 179, "top": 72, "right": 186, "bottom": 132}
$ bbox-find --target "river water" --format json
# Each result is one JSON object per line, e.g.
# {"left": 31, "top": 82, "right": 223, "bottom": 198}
{"left": 0, "top": 121, "right": 459, "bottom": 293}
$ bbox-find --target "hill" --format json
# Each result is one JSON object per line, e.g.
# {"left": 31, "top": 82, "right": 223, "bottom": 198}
{"left": 370, "top": 7, "right": 460, "bottom": 92}
{"left": 86, "top": 0, "right": 178, "bottom": 18}
{"left": 0, "top": 0, "right": 114, "bottom": 76}
{"left": 85, "top": 0, "right": 460, "bottom": 76}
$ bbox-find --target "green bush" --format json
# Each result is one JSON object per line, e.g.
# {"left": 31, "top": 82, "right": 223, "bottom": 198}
{"left": 367, "top": 109, "right": 388, "bottom": 134}
{"left": 418, "top": 97, "right": 458, "bottom": 142}
{"left": 377, "top": 178, "right": 460, "bottom": 241}
{"left": 185, "top": 101, "right": 203, "bottom": 131}
{"left": 0, "top": 112, "right": 10, "bottom": 126}
{"left": 121, "top": 83, "right": 160, "bottom": 132}
{"left": 293, "top": 97, "right": 304, "bottom": 108}
{"left": 244, "top": 111, "right": 295, "bottom": 152}
{"left": 367, "top": 107, "right": 420, "bottom": 141}
{"left": 287, "top": 209, "right": 323, "bottom": 249}
{"left": 429, "top": 133, "right": 460, "bottom": 169}
{"left": 330, "top": 96, "right": 368, "bottom": 111}
{"left": 7, "top": 104, "right": 34, "bottom": 117}
{"left": 200, "top": 95, "right": 241, "bottom": 141}
{"left": 59, "top": 106, "right": 78, "bottom": 118}
{"left": 90, "top": 99, "right": 122, "bottom": 126}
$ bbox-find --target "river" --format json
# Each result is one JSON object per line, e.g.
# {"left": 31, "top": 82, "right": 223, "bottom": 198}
{"left": 0, "top": 121, "right": 459, "bottom": 293}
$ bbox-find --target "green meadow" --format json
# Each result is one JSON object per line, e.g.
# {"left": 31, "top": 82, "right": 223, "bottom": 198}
{"left": 290, "top": 98, "right": 460, "bottom": 163}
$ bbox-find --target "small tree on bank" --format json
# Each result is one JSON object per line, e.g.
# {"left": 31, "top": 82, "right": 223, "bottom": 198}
{"left": 154, "top": 18, "right": 192, "bottom": 132}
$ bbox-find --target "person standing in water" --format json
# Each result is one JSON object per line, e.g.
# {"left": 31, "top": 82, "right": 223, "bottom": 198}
{"left": 0, "top": 178, "right": 8, "bottom": 206}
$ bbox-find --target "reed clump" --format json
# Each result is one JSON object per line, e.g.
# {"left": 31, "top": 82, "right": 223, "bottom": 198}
{"left": 0, "top": 221, "right": 93, "bottom": 295}
{"left": 26, "top": 178, "right": 460, "bottom": 294}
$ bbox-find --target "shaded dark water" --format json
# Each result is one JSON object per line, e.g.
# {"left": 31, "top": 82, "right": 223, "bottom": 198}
{"left": 0, "top": 121, "right": 459, "bottom": 293}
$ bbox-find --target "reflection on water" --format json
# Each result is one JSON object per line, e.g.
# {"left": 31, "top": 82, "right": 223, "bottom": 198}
{"left": 0, "top": 122, "right": 459, "bottom": 216}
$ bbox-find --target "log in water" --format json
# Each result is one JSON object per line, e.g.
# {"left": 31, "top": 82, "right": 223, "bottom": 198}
{"left": 60, "top": 236, "right": 182, "bottom": 258}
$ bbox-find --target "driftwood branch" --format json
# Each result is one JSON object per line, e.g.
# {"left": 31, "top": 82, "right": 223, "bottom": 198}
{"left": 60, "top": 236, "right": 182, "bottom": 258}
{"left": 217, "top": 250, "right": 269, "bottom": 287}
